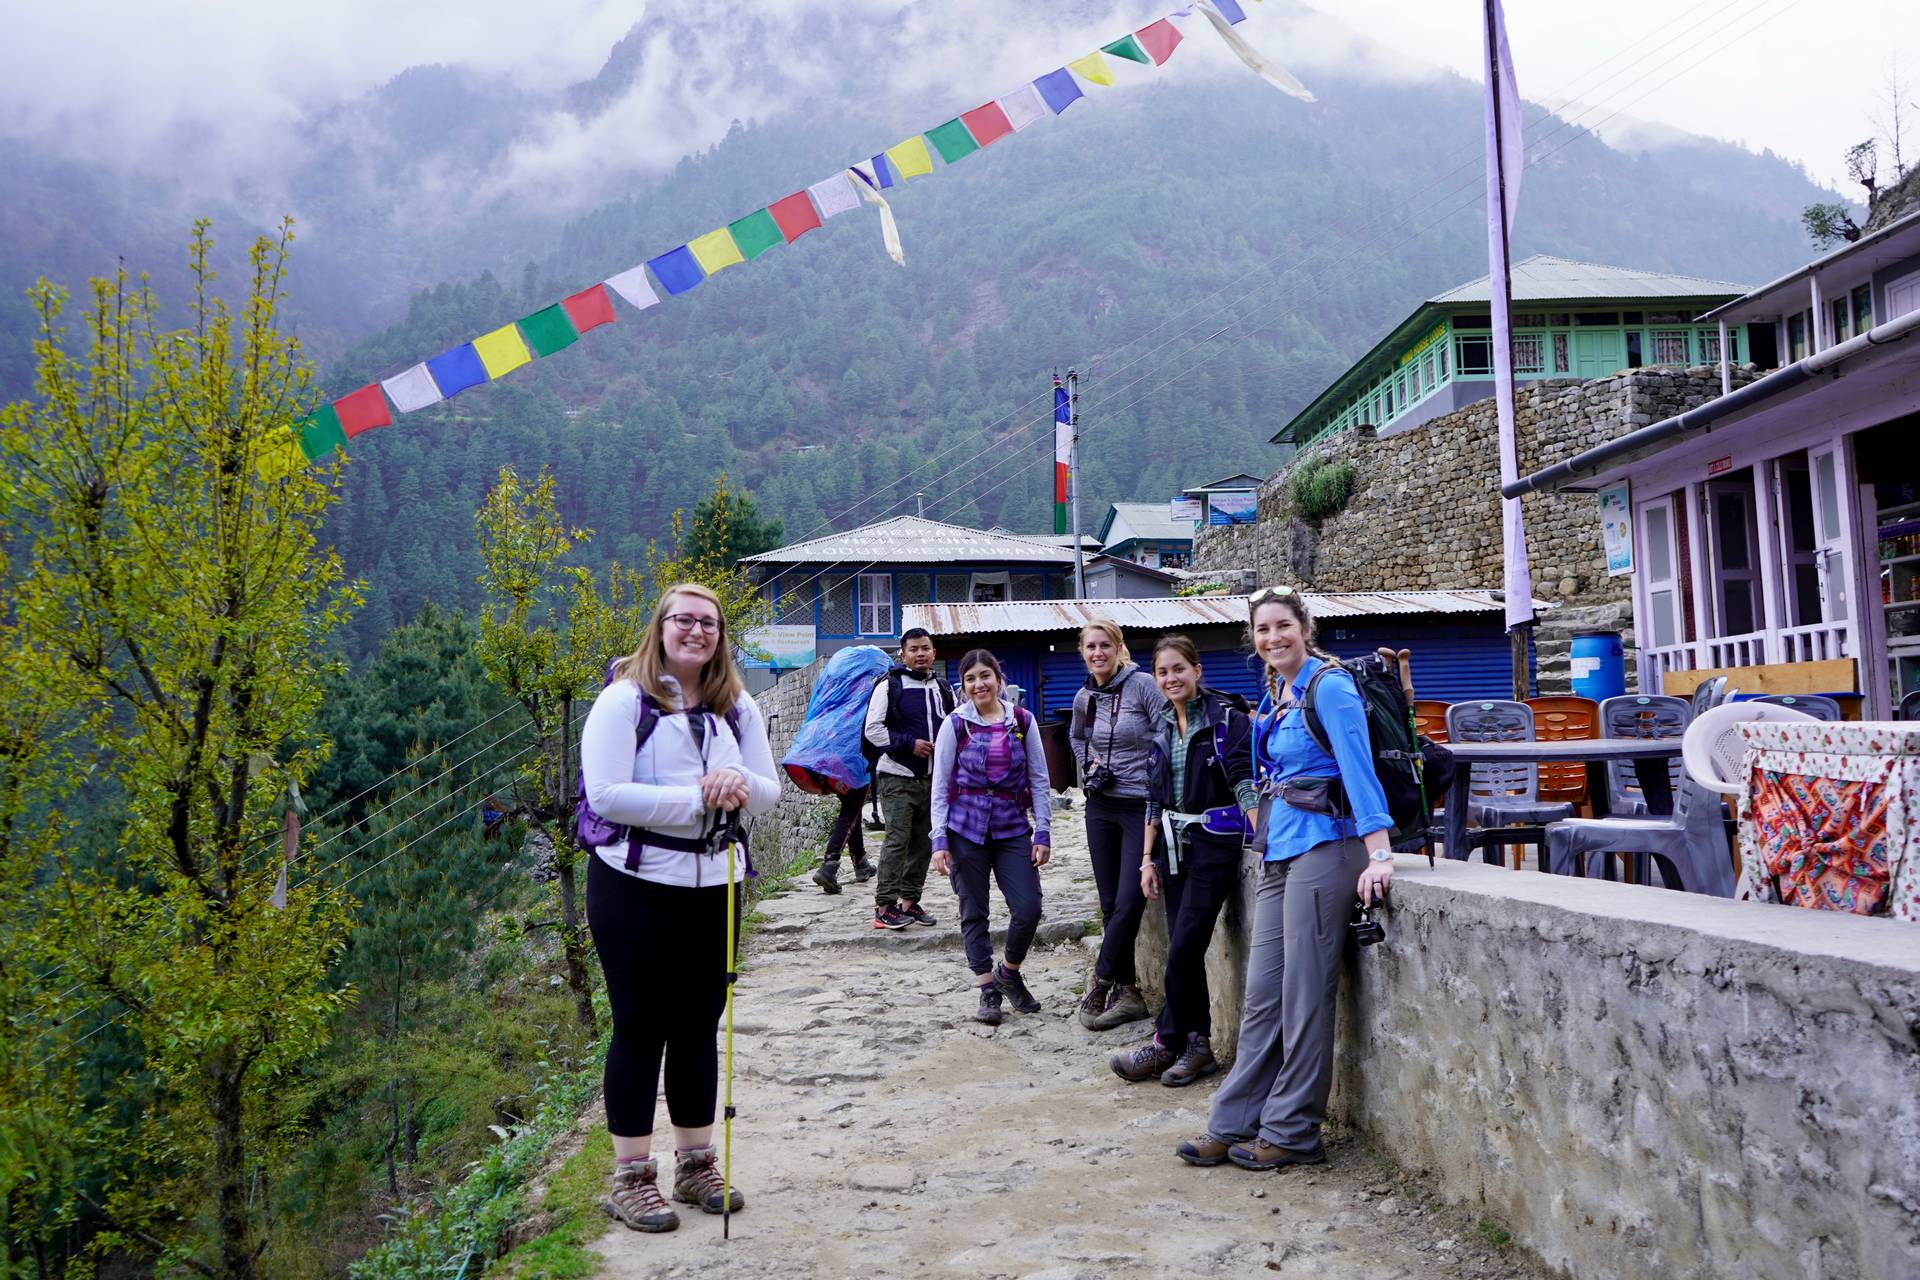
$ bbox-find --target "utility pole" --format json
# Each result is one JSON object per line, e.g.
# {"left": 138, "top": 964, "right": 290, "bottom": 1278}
{"left": 915, "top": 490, "right": 925, "bottom": 519}
{"left": 1068, "top": 368, "right": 1086, "bottom": 597}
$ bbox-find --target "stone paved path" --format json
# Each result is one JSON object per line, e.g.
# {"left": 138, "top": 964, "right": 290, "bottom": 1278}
{"left": 589, "top": 798, "right": 1548, "bottom": 1280}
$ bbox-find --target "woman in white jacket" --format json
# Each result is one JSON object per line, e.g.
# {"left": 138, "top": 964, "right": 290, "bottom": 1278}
{"left": 579, "top": 583, "right": 779, "bottom": 1234}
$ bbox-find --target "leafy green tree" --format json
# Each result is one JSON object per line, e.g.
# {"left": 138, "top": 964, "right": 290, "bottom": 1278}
{"left": 683, "top": 473, "right": 784, "bottom": 568}
{"left": 0, "top": 221, "right": 358, "bottom": 1280}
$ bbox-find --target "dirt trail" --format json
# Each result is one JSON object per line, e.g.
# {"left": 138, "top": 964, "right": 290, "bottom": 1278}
{"left": 589, "top": 799, "right": 1549, "bottom": 1280}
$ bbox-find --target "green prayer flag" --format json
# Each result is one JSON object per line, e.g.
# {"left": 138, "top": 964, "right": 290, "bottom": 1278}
{"left": 727, "top": 207, "right": 784, "bottom": 261}
{"left": 924, "top": 118, "right": 979, "bottom": 165}
{"left": 518, "top": 304, "right": 579, "bottom": 358}
{"left": 1102, "top": 34, "right": 1150, "bottom": 63}
{"left": 297, "top": 404, "right": 346, "bottom": 462}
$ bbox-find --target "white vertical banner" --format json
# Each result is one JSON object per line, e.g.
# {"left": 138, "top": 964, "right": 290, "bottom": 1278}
{"left": 1483, "top": 0, "right": 1531, "bottom": 631}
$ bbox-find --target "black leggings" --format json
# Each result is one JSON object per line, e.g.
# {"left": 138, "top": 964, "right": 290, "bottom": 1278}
{"left": 824, "top": 786, "right": 868, "bottom": 862}
{"left": 586, "top": 856, "right": 740, "bottom": 1138}
{"left": 1085, "top": 793, "right": 1149, "bottom": 984}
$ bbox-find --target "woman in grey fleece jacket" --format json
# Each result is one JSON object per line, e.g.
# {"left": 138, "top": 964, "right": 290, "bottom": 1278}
{"left": 1068, "top": 620, "right": 1168, "bottom": 1031}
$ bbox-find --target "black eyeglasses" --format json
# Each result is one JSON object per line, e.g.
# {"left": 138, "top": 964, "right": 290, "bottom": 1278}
{"left": 1248, "top": 585, "right": 1298, "bottom": 606}
{"left": 665, "top": 613, "right": 721, "bottom": 635}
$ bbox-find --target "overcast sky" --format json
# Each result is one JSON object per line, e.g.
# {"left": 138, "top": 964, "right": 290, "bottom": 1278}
{"left": 1, "top": 0, "right": 1913, "bottom": 196}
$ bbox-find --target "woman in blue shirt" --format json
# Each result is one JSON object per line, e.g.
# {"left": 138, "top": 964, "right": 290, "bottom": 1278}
{"left": 1175, "top": 586, "right": 1395, "bottom": 1172}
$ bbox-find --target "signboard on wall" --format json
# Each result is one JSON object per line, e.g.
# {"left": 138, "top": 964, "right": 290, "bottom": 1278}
{"left": 1598, "top": 482, "right": 1633, "bottom": 577}
{"left": 1168, "top": 496, "right": 1204, "bottom": 526}
{"left": 1207, "top": 490, "right": 1258, "bottom": 525}
{"left": 741, "top": 624, "right": 817, "bottom": 670}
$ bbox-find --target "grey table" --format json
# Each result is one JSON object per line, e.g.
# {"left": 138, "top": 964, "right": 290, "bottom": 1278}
{"left": 1442, "top": 738, "right": 1684, "bottom": 866}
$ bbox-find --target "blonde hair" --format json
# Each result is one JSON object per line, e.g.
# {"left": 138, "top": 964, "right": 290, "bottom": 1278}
{"left": 613, "top": 582, "right": 744, "bottom": 719}
{"left": 1248, "top": 589, "right": 1329, "bottom": 706}
{"left": 1079, "top": 619, "right": 1131, "bottom": 669}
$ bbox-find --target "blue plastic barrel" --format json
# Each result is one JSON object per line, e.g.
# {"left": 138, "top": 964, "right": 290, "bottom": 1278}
{"left": 1569, "top": 631, "right": 1626, "bottom": 702}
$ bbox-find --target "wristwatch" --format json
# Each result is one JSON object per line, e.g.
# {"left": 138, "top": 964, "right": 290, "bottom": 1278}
{"left": 1368, "top": 849, "right": 1393, "bottom": 863}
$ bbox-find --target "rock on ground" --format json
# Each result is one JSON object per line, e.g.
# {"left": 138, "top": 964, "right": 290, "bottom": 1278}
{"left": 588, "top": 797, "right": 1550, "bottom": 1280}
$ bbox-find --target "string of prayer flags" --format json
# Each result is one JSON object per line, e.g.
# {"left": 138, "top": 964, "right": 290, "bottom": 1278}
{"left": 427, "top": 343, "right": 487, "bottom": 399}
{"left": 727, "top": 207, "right": 786, "bottom": 260}
{"left": 473, "top": 323, "right": 532, "bottom": 380}
{"left": 256, "top": 426, "right": 305, "bottom": 481}
{"left": 768, "top": 190, "right": 824, "bottom": 242}
{"left": 961, "top": 102, "right": 1014, "bottom": 148}
{"left": 808, "top": 172, "right": 860, "bottom": 219}
{"left": 297, "top": 404, "right": 347, "bottom": 462}
{"left": 383, "top": 362, "right": 443, "bottom": 413}
{"left": 1136, "top": 19, "right": 1183, "bottom": 64}
{"left": 1067, "top": 52, "right": 1115, "bottom": 87}
{"left": 563, "top": 282, "right": 620, "bottom": 329}
{"left": 601, "top": 267, "right": 658, "bottom": 313}
{"left": 924, "top": 118, "right": 980, "bottom": 165}
{"left": 1103, "top": 34, "right": 1151, "bottom": 64}
{"left": 884, "top": 136, "right": 934, "bottom": 180}
{"left": 518, "top": 303, "right": 579, "bottom": 358}
{"left": 688, "top": 227, "right": 746, "bottom": 275}
{"left": 1210, "top": 0, "right": 1248, "bottom": 22}
{"left": 648, "top": 245, "right": 706, "bottom": 296}
{"left": 1033, "top": 67, "right": 1084, "bottom": 113}
{"left": 998, "top": 84, "right": 1048, "bottom": 131}
{"left": 334, "top": 384, "right": 392, "bottom": 437}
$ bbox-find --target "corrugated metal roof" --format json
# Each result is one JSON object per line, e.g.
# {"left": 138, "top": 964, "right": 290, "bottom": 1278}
{"left": 902, "top": 590, "right": 1543, "bottom": 635}
{"left": 1103, "top": 502, "right": 1197, "bottom": 545}
{"left": 741, "top": 515, "right": 1078, "bottom": 566}
{"left": 1428, "top": 255, "right": 1750, "bottom": 304}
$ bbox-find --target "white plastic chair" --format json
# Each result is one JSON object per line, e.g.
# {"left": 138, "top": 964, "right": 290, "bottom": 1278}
{"left": 1683, "top": 701, "right": 1818, "bottom": 797}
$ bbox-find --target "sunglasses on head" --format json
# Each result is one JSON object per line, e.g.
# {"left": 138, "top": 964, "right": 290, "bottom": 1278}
{"left": 1248, "top": 585, "right": 1298, "bottom": 606}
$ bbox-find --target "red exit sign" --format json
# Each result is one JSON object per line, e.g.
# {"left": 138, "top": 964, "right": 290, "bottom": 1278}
{"left": 1707, "top": 456, "right": 1733, "bottom": 476}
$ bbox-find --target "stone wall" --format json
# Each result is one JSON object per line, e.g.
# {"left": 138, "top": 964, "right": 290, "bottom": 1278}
{"left": 742, "top": 659, "right": 839, "bottom": 880}
{"left": 1193, "top": 368, "right": 1760, "bottom": 691}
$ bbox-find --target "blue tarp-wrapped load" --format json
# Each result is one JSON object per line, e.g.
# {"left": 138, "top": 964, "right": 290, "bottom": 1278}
{"left": 781, "top": 644, "right": 892, "bottom": 795}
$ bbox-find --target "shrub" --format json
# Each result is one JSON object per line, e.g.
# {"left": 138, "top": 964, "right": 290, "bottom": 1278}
{"left": 1289, "top": 458, "right": 1357, "bottom": 521}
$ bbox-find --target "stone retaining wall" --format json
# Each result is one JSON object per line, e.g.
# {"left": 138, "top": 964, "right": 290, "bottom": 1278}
{"left": 1137, "top": 854, "right": 1920, "bottom": 1279}
{"left": 742, "top": 659, "right": 838, "bottom": 880}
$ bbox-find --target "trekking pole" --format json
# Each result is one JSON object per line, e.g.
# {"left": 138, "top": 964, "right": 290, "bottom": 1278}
{"left": 723, "top": 826, "right": 739, "bottom": 1240}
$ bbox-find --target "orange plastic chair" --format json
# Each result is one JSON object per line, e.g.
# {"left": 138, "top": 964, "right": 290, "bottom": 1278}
{"left": 1525, "top": 696, "right": 1599, "bottom": 815}
{"left": 1413, "top": 700, "right": 1450, "bottom": 744}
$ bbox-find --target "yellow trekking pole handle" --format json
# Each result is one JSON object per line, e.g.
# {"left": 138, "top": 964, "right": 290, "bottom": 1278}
{"left": 722, "top": 830, "right": 737, "bottom": 1240}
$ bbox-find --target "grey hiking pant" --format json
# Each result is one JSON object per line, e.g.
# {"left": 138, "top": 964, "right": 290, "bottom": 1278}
{"left": 875, "top": 774, "right": 933, "bottom": 909}
{"left": 1206, "top": 836, "right": 1368, "bottom": 1152}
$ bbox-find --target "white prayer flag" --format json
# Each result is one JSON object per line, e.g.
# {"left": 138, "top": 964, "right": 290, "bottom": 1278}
{"left": 381, "top": 362, "right": 443, "bottom": 414}
{"left": 808, "top": 172, "right": 860, "bottom": 219}
{"left": 1482, "top": 0, "right": 1531, "bottom": 632}
{"left": 999, "top": 83, "right": 1048, "bottom": 132}
{"left": 605, "top": 265, "right": 660, "bottom": 312}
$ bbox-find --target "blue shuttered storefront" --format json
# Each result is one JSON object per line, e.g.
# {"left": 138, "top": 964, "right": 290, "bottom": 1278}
{"left": 1321, "top": 621, "right": 1536, "bottom": 702}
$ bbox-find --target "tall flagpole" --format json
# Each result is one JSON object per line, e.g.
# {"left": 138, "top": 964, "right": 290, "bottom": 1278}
{"left": 1068, "top": 368, "right": 1086, "bottom": 597}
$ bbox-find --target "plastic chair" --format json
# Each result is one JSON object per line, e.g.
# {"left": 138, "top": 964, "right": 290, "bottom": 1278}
{"left": 1597, "top": 694, "right": 1690, "bottom": 817}
{"left": 1525, "top": 696, "right": 1599, "bottom": 812}
{"left": 1445, "top": 700, "right": 1573, "bottom": 869}
{"left": 1683, "top": 702, "right": 1819, "bottom": 797}
{"left": 1901, "top": 690, "right": 1920, "bottom": 721}
{"left": 1414, "top": 700, "right": 1450, "bottom": 744}
{"left": 1687, "top": 676, "right": 1729, "bottom": 720}
{"left": 1750, "top": 693, "right": 1842, "bottom": 722}
{"left": 1545, "top": 768, "right": 1737, "bottom": 895}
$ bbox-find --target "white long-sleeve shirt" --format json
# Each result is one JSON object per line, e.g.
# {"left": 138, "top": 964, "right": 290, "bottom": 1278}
{"left": 579, "top": 675, "right": 780, "bottom": 886}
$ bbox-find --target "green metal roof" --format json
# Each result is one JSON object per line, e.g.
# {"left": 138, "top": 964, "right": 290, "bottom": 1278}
{"left": 1271, "top": 256, "right": 1752, "bottom": 444}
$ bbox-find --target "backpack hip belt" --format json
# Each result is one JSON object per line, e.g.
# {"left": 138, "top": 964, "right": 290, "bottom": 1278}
{"left": 1158, "top": 805, "right": 1251, "bottom": 874}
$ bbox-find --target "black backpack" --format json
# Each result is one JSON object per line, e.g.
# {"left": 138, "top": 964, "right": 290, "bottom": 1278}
{"left": 1300, "top": 654, "right": 1453, "bottom": 862}
{"left": 862, "top": 666, "right": 956, "bottom": 773}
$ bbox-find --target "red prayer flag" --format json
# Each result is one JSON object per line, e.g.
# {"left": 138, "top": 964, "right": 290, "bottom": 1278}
{"left": 334, "top": 384, "right": 392, "bottom": 438}
{"left": 768, "top": 190, "right": 823, "bottom": 243}
{"left": 1136, "top": 19, "right": 1183, "bottom": 65}
{"left": 960, "top": 102, "right": 1014, "bottom": 148}
{"left": 561, "top": 284, "right": 617, "bottom": 333}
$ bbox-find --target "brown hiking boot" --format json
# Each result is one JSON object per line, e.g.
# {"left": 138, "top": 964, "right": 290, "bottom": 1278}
{"left": 1087, "top": 983, "right": 1149, "bottom": 1031}
{"left": 1110, "top": 1038, "right": 1178, "bottom": 1083}
{"left": 604, "top": 1158, "right": 679, "bottom": 1232}
{"left": 1176, "top": 1135, "right": 1231, "bottom": 1167}
{"left": 1076, "top": 978, "right": 1114, "bottom": 1030}
{"left": 1228, "top": 1138, "right": 1327, "bottom": 1171}
{"left": 1161, "top": 1035, "right": 1219, "bottom": 1087}
{"left": 672, "top": 1144, "right": 745, "bottom": 1214}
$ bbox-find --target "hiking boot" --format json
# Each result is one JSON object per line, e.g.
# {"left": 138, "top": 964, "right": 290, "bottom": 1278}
{"left": 994, "top": 963, "right": 1041, "bottom": 1014}
{"left": 672, "top": 1145, "right": 744, "bottom": 1214}
{"left": 902, "top": 901, "right": 936, "bottom": 927}
{"left": 811, "top": 861, "right": 842, "bottom": 895}
{"left": 1076, "top": 978, "right": 1114, "bottom": 1030}
{"left": 850, "top": 855, "right": 876, "bottom": 882}
{"left": 605, "top": 1158, "right": 679, "bottom": 1232}
{"left": 873, "top": 905, "right": 910, "bottom": 930}
{"left": 1087, "top": 983, "right": 1149, "bottom": 1031}
{"left": 1228, "top": 1139, "right": 1326, "bottom": 1171}
{"left": 1110, "top": 1038, "right": 1178, "bottom": 1083}
{"left": 1161, "top": 1035, "right": 1219, "bottom": 1087}
{"left": 1176, "top": 1135, "right": 1231, "bottom": 1167}
{"left": 973, "top": 982, "right": 1004, "bottom": 1025}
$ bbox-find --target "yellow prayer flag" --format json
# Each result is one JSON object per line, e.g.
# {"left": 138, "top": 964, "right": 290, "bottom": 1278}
{"left": 884, "top": 136, "right": 935, "bottom": 180}
{"left": 688, "top": 228, "right": 746, "bottom": 275}
{"left": 254, "top": 427, "right": 305, "bottom": 481}
{"left": 1068, "top": 51, "right": 1116, "bottom": 87}
{"left": 474, "top": 323, "right": 532, "bottom": 380}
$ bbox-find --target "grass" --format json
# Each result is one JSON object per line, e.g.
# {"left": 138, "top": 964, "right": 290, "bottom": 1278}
{"left": 485, "top": 1130, "right": 614, "bottom": 1280}
{"left": 1476, "top": 1218, "right": 1513, "bottom": 1251}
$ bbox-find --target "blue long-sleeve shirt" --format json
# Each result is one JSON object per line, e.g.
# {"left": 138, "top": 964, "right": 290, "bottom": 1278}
{"left": 1253, "top": 656, "right": 1392, "bottom": 861}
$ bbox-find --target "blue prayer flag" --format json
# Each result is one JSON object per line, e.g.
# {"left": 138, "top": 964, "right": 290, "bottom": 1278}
{"left": 426, "top": 342, "right": 487, "bottom": 399}
{"left": 1212, "top": 0, "right": 1247, "bottom": 22}
{"left": 866, "top": 154, "right": 896, "bottom": 189}
{"left": 1033, "top": 68, "right": 1084, "bottom": 115}
{"left": 647, "top": 245, "right": 706, "bottom": 297}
